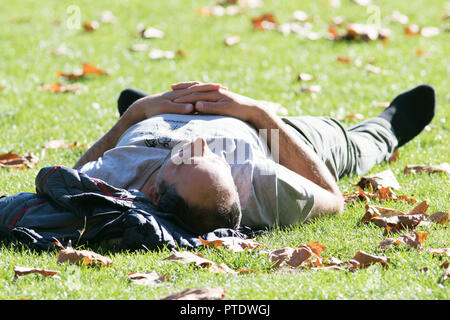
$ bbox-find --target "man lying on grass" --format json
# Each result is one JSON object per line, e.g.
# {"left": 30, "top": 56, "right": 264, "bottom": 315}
{"left": 74, "top": 82, "right": 436, "bottom": 234}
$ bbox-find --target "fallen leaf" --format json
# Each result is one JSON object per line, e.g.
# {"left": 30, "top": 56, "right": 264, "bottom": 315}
{"left": 139, "top": 26, "right": 165, "bottom": 39}
{"left": 404, "top": 163, "right": 450, "bottom": 175}
{"left": 428, "top": 248, "right": 450, "bottom": 256}
{"left": 379, "top": 231, "right": 428, "bottom": 249}
{"left": 297, "top": 72, "right": 314, "bottom": 81}
{"left": 265, "top": 242, "right": 326, "bottom": 268}
{"left": 388, "top": 149, "right": 399, "bottom": 162}
{"left": 350, "top": 250, "right": 390, "bottom": 269}
{"left": 197, "top": 5, "right": 242, "bottom": 16}
{"left": 149, "top": 49, "right": 176, "bottom": 59}
{"left": 39, "top": 82, "right": 85, "bottom": 93}
{"left": 130, "top": 43, "right": 150, "bottom": 52}
{"left": 336, "top": 56, "right": 351, "bottom": 64}
{"left": 427, "top": 211, "right": 449, "bottom": 224}
{"left": 364, "top": 64, "right": 391, "bottom": 75}
{"left": 420, "top": 26, "right": 440, "bottom": 37}
{"left": 55, "top": 239, "right": 112, "bottom": 267}
{"left": 357, "top": 169, "right": 400, "bottom": 190}
{"left": 389, "top": 10, "right": 409, "bottom": 25}
{"left": 14, "top": 266, "right": 60, "bottom": 279}
{"left": 292, "top": 10, "right": 311, "bottom": 22}
{"left": 55, "top": 63, "right": 106, "bottom": 80}
{"left": 160, "top": 287, "right": 225, "bottom": 300}
{"left": 0, "top": 152, "right": 39, "bottom": 169}
{"left": 362, "top": 201, "right": 430, "bottom": 233}
{"left": 252, "top": 13, "right": 277, "bottom": 30}
{"left": 414, "top": 49, "right": 428, "bottom": 57}
{"left": 298, "top": 84, "right": 321, "bottom": 94}
{"left": 198, "top": 236, "right": 264, "bottom": 252}
{"left": 404, "top": 24, "right": 420, "bottom": 36}
{"left": 83, "top": 21, "right": 99, "bottom": 32}
{"left": 82, "top": 62, "right": 105, "bottom": 75}
{"left": 224, "top": 34, "right": 241, "bottom": 46}
{"left": 164, "top": 250, "right": 235, "bottom": 273}
{"left": 408, "top": 200, "right": 429, "bottom": 215}
{"left": 342, "top": 113, "right": 364, "bottom": 120}
{"left": 127, "top": 271, "right": 169, "bottom": 286}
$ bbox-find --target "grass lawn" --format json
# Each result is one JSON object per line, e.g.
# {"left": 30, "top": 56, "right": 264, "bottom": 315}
{"left": 0, "top": 0, "right": 449, "bottom": 300}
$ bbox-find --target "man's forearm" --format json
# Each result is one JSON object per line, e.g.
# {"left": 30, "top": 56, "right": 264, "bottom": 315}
{"left": 248, "top": 105, "right": 341, "bottom": 196}
{"left": 73, "top": 106, "right": 143, "bottom": 169}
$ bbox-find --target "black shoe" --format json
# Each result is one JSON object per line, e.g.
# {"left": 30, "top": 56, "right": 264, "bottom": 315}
{"left": 377, "top": 84, "right": 436, "bottom": 148}
{"left": 117, "top": 88, "right": 149, "bottom": 117}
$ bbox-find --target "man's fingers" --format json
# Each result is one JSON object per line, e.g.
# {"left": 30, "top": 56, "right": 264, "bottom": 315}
{"left": 173, "top": 91, "right": 224, "bottom": 103}
{"left": 161, "top": 101, "right": 194, "bottom": 114}
{"left": 195, "top": 101, "right": 230, "bottom": 116}
{"left": 171, "top": 81, "right": 200, "bottom": 90}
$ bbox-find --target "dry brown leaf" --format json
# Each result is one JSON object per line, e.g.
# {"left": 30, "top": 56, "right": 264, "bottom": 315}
{"left": 379, "top": 231, "right": 428, "bottom": 249}
{"left": 357, "top": 169, "right": 400, "bottom": 190}
{"left": 55, "top": 63, "right": 106, "bottom": 80}
{"left": 198, "top": 236, "right": 264, "bottom": 253}
{"left": 39, "top": 82, "right": 84, "bottom": 93}
{"left": 164, "top": 250, "right": 235, "bottom": 273}
{"left": 160, "top": 287, "right": 225, "bottom": 300}
{"left": 350, "top": 250, "right": 390, "bottom": 269}
{"left": 265, "top": 242, "right": 326, "bottom": 268}
{"left": 82, "top": 63, "right": 105, "bottom": 75}
{"left": 408, "top": 200, "right": 429, "bottom": 215}
{"left": 362, "top": 201, "right": 430, "bottom": 233}
{"left": 427, "top": 211, "right": 449, "bottom": 224}
{"left": 428, "top": 248, "right": 450, "bottom": 256}
{"left": 83, "top": 21, "right": 99, "bottom": 32}
{"left": 55, "top": 240, "right": 112, "bottom": 267}
{"left": 127, "top": 271, "right": 169, "bottom": 286}
{"left": 0, "top": 152, "right": 38, "bottom": 169}
{"left": 252, "top": 13, "right": 277, "bottom": 30}
{"left": 404, "top": 24, "right": 421, "bottom": 35}
{"left": 336, "top": 56, "right": 351, "bottom": 64}
{"left": 55, "top": 69, "right": 84, "bottom": 80}
{"left": 404, "top": 163, "right": 450, "bottom": 175}
{"left": 14, "top": 266, "right": 60, "bottom": 279}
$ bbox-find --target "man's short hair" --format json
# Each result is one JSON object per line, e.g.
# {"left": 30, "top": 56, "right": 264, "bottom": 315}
{"left": 157, "top": 181, "right": 242, "bottom": 234}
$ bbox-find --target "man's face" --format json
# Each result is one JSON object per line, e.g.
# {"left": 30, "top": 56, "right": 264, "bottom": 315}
{"left": 155, "top": 137, "right": 237, "bottom": 209}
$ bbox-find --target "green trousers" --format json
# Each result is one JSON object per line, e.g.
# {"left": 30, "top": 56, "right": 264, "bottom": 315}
{"left": 281, "top": 116, "right": 398, "bottom": 180}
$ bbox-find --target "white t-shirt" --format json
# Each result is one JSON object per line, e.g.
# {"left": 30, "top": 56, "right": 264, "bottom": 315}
{"left": 79, "top": 114, "right": 314, "bottom": 229}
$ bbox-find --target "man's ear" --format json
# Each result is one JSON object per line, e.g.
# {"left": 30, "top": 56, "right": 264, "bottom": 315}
{"left": 146, "top": 185, "right": 161, "bottom": 206}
